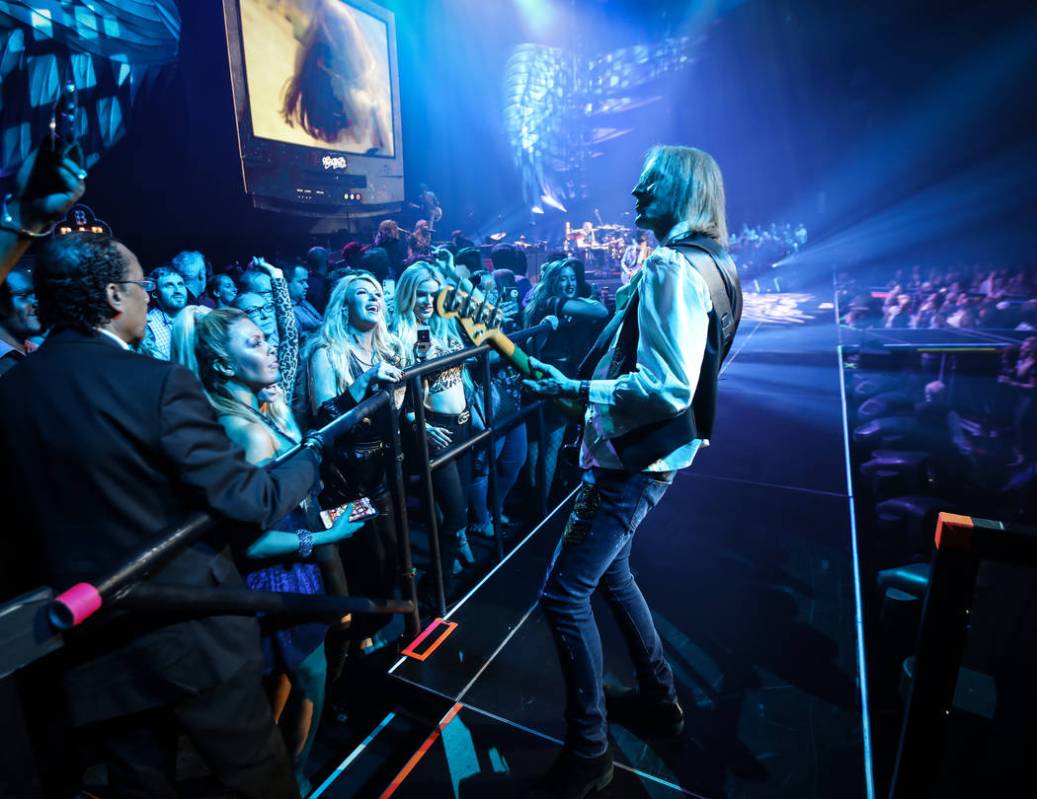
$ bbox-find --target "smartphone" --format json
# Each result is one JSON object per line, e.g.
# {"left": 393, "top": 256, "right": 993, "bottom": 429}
{"left": 320, "top": 496, "right": 378, "bottom": 528}
{"left": 415, "top": 325, "right": 431, "bottom": 361}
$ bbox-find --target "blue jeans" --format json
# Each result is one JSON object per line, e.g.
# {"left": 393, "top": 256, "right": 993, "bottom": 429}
{"left": 471, "top": 423, "right": 529, "bottom": 526}
{"left": 539, "top": 467, "right": 677, "bottom": 758}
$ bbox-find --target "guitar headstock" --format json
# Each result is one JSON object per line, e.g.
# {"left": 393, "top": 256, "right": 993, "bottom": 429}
{"left": 436, "top": 285, "right": 506, "bottom": 347}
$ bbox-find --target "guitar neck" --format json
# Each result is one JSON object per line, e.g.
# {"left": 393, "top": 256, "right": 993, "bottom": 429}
{"left": 484, "top": 328, "right": 584, "bottom": 420}
{"left": 485, "top": 329, "right": 534, "bottom": 378}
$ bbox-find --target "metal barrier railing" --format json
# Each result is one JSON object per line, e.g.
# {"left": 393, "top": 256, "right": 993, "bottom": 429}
{"left": 889, "top": 512, "right": 1037, "bottom": 798}
{"left": 0, "top": 391, "right": 416, "bottom": 679}
{"left": 400, "top": 321, "right": 553, "bottom": 616}
{"left": 0, "top": 320, "right": 559, "bottom": 678}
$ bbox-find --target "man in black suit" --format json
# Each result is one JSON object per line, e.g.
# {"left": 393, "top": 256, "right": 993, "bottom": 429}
{"left": 0, "top": 234, "right": 321, "bottom": 798}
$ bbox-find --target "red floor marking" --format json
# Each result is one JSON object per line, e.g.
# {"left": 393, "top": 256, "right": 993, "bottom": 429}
{"left": 379, "top": 703, "right": 464, "bottom": 799}
{"left": 401, "top": 617, "right": 458, "bottom": 661}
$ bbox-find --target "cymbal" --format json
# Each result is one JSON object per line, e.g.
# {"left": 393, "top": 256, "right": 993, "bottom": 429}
{"left": 488, "top": 232, "right": 508, "bottom": 242}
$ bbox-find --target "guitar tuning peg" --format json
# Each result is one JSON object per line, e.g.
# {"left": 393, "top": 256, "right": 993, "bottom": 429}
{"left": 485, "top": 294, "right": 500, "bottom": 326}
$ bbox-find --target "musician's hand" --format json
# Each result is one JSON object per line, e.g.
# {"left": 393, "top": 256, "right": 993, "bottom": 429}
{"left": 426, "top": 424, "right": 453, "bottom": 448}
{"left": 523, "top": 357, "right": 579, "bottom": 398}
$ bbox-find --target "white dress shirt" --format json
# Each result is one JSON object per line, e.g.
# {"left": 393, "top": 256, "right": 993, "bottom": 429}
{"left": 97, "top": 327, "right": 131, "bottom": 350}
{"left": 580, "top": 220, "right": 712, "bottom": 473}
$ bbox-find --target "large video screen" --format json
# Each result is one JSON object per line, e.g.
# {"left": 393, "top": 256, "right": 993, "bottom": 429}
{"left": 239, "top": 0, "right": 395, "bottom": 158}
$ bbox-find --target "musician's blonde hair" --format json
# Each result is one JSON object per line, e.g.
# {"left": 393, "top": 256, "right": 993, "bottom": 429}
{"left": 642, "top": 145, "right": 728, "bottom": 247}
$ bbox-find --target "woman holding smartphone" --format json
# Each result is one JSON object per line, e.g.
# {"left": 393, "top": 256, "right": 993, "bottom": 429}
{"left": 393, "top": 260, "right": 477, "bottom": 600}
{"left": 185, "top": 308, "right": 362, "bottom": 795}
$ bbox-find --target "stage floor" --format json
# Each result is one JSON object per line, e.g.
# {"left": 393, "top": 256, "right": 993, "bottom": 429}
{"left": 312, "top": 290, "right": 872, "bottom": 798}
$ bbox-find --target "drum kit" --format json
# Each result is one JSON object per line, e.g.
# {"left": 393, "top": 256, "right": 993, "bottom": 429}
{"left": 566, "top": 222, "right": 633, "bottom": 273}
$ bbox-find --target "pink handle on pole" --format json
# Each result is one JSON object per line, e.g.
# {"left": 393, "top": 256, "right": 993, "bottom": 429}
{"left": 50, "top": 582, "right": 103, "bottom": 629}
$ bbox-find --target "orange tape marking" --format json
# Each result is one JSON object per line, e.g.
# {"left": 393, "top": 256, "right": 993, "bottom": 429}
{"left": 379, "top": 703, "right": 463, "bottom": 799}
{"left": 401, "top": 617, "right": 458, "bottom": 661}
{"left": 934, "top": 512, "right": 975, "bottom": 552}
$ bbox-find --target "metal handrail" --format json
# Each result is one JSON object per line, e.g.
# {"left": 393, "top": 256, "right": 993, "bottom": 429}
{"left": 402, "top": 321, "right": 556, "bottom": 615}
{"left": 49, "top": 391, "right": 392, "bottom": 630}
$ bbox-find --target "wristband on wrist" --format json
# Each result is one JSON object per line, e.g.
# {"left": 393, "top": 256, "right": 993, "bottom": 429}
{"left": 297, "top": 529, "right": 314, "bottom": 558}
{"left": 578, "top": 380, "right": 590, "bottom": 402}
{"left": 1, "top": 194, "right": 56, "bottom": 239}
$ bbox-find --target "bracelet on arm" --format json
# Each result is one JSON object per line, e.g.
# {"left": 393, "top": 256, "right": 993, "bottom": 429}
{"left": 296, "top": 529, "right": 314, "bottom": 559}
{"left": 578, "top": 380, "right": 591, "bottom": 403}
{"left": 0, "top": 194, "right": 56, "bottom": 239}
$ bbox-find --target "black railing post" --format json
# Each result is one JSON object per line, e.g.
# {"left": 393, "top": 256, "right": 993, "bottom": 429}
{"left": 888, "top": 545, "right": 980, "bottom": 798}
{"left": 480, "top": 351, "right": 504, "bottom": 561}
{"left": 536, "top": 401, "right": 548, "bottom": 518}
{"left": 409, "top": 374, "right": 446, "bottom": 617}
{"left": 384, "top": 390, "right": 421, "bottom": 640}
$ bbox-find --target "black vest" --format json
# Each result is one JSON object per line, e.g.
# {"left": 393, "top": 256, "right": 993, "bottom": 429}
{"left": 577, "top": 233, "right": 742, "bottom": 471}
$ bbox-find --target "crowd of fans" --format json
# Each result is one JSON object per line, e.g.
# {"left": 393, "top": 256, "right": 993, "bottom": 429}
{"left": 0, "top": 213, "right": 611, "bottom": 794}
{"left": 838, "top": 263, "right": 1037, "bottom": 331}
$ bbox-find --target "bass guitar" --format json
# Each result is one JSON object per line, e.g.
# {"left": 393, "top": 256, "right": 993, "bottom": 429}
{"left": 435, "top": 285, "right": 584, "bottom": 420}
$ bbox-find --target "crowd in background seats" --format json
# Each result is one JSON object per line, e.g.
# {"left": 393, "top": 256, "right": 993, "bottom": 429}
{"left": 838, "top": 263, "right": 1037, "bottom": 330}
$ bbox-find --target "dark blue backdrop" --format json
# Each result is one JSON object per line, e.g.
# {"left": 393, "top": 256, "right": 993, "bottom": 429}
{"left": 80, "top": 0, "right": 1036, "bottom": 271}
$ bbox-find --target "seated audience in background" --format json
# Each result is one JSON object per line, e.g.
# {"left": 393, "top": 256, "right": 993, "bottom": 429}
{"left": 172, "top": 249, "right": 213, "bottom": 307}
{"left": 914, "top": 380, "right": 972, "bottom": 487}
{"left": 141, "top": 265, "right": 188, "bottom": 359}
{"left": 0, "top": 262, "right": 41, "bottom": 376}
{"left": 207, "top": 272, "right": 239, "bottom": 309}
{"left": 523, "top": 260, "right": 608, "bottom": 499}
{"left": 305, "top": 246, "right": 332, "bottom": 313}
{"left": 0, "top": 233, "right": 319, "bottom": 799}
{"left": 840, "top": 262, "right": 1037, "bottom": 331}
{"left": 999, "top": 337, "right": 1037, "bottom": 446}
{"left": 186, "top": 307, "right": 361, "bottom": 795}
{"left": 287, "top": 262, "right": 322, "bottom": 340}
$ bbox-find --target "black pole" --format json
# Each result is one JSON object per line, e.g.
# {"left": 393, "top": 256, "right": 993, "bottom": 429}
{"left": 385, "top": 390, "right": 421, "bottom": 640}
{"left": 888, "top": 547, "right": 979, "bottom": 799}
{"left": 116, "top": 584, "right": 415, "bottom": 619}
{"left": 50, "top": 393, "right": 389, "bottom": 630}
{"left": 536, "top": 401, "right": 548, "bottom": 518}
{"left": 480, "top": 351, "right": 504, "bottom": 561}
{"left": 409, "top": 374, "right": 446, "bottom": 617}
